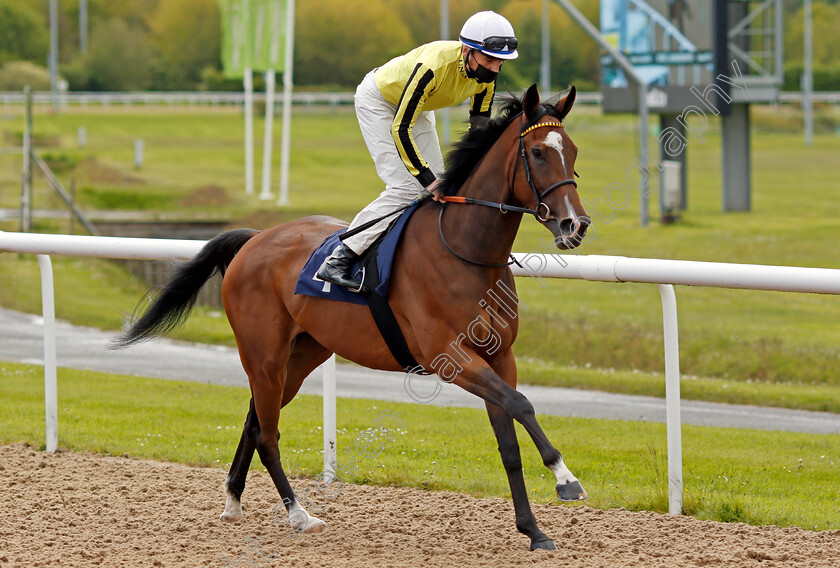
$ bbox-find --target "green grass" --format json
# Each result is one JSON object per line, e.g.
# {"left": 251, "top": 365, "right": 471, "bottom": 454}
{"left": 1, "top": 103, "right": 840, "bottom": 410}
{"left": 516, "top": 360, "right": 840, "bottom": 414}
{"left": 0, "top": 253, "right": 234, "bottom": 342}
{"left": 2, "top": 361, "right": 839, "bottom": 531}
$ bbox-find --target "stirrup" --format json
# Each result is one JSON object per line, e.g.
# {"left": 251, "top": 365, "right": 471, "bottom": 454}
{"left": 352, "top": 267, "right": 366, "bottom": 294}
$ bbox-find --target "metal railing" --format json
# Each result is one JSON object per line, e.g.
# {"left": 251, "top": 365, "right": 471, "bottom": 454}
{"left": 2, "top": 90, "right": 839, "bottom": 108}
{"left": 1, "top": 230, "right": 839, "bottom": 515}
{"left": 0, "top": 90, "right": 599, "bottom": 107}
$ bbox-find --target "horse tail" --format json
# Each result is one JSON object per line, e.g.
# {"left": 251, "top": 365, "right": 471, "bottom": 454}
{"left": 111, "top": 228, "right": 259, "bottom": 349}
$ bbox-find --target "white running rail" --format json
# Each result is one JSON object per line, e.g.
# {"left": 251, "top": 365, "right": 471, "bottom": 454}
{"left": 2, "top": 231, "right": 839, "bottom": 515}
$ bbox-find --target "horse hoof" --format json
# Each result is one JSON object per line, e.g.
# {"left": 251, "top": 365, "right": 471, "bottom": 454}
{"left": 556, "top": 480, "right": 588, "bottom": 502}
{"left": 530, "top": 538, "right": 557, "bottom": 551}
{"left": 220, "top": 511, "right": 244, "bottom": 522}
{"left": 302, "top": 518, "right": 327, "bottom": 534}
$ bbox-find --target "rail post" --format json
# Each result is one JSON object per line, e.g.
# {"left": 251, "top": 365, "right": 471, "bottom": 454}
{"left": 37, "top": 255, "right": 58, "bottom": 453}
{"left": 658, "top": 284, "right": 683, "bottom": 514}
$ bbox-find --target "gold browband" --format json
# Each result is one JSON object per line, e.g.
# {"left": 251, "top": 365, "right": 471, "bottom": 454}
{"left": 520, "top": 121, "right": 564, "bottom": 138}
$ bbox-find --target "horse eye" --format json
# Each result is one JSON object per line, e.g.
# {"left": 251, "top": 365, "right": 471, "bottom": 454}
{"left": 531, "top": 147, "right": 543, "bottom": 160}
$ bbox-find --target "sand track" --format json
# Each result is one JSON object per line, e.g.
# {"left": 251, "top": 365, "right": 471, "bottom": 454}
{"left": 1, "top": 444, "right": 838, "bottom": 567}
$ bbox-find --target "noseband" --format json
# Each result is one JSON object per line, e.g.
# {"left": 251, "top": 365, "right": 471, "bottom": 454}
{"left": 438, "top": 114, "right": 580, "bottom": 267}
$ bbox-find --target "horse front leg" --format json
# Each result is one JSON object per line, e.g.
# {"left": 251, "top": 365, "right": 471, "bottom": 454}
{"left": 485, "top": 400, "right": 556, "bottom": 550}
{"left": 453, "top": 350, "right": 587, "bottom": 517}
{"left": 231, "top": 321, "right": 327, "bottom": 535}
{"left": 489, "top": 349, "right": 587, "bottom": 503}
{"left": 509, "top": 393, "right": 588, "bottom": 503}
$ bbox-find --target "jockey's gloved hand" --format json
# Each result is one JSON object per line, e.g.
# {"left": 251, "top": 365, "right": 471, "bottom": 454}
{"left": 427, "top": 179, "right": 444, "bottom": 202}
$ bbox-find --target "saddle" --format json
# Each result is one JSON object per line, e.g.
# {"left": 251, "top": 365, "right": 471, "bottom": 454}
{"left": 294, "top": 204, "right": 428, "bottom": 374}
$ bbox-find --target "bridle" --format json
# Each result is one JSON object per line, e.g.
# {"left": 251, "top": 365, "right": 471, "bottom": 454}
{"left": 514, "top": 118, "right": 578, "bottom": 221}
{"left": 438, "top": 112, "right": 580, "bottom": 268}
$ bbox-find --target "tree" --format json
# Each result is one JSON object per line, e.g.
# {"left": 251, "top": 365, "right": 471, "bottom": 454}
{"left": 0, "top": 0, "right": 49, "bottom": 65}
{"left": 56, "top": 0, "right": 108, "bottom": 64}
{"left": 783, "top": 2, "right": 840, "bottom": 90}
{"left": 0, "top": 61, "right": 52, "bottom": 91}
{"left": 148, "top": 0, "right": 221, "bottom": 89}
{"left": 382, "top": 0, "right": 482, "bottom": 45}
{"left": 295, "top": 0, "right": 414, "bottom": 87}
{"left": 72, "top": 18, "right": 155, "bottom": 91}
{"left": 500, "top": 0, "right": 600, "bottom": 91}
{"left": 785, "top": 2, "right": 840, "bottom": 64}
{"left": 96, "top": 0, "right": 160, "bottom": 30}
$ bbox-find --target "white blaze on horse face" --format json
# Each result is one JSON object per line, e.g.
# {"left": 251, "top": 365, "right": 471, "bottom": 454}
{"left": 544, "top": 131, "right": 566, "bottom": 172}
{"left": 549, "top": 457, "right": 579, "bottom": 486}
{"left": 564, "top": 195, "right": 579, "bottom": 223}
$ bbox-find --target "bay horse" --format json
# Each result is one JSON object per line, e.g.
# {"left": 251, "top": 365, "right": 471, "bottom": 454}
{"left": 115, "top": 84, "right": 591, "bottom": 551}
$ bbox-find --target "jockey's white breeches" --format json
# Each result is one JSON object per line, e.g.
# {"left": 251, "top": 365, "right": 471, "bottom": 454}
{"left": 342, "top": 70, "right": 445, "bottom": 255}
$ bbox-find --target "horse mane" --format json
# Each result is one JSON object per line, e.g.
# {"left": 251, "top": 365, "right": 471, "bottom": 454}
{"left": 439, "top": 93, "right": 561, "bottom": 197}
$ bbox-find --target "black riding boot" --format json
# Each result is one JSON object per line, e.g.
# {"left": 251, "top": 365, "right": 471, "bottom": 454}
{"left": 316, "top": 243, "right": 363, "bottom": 292}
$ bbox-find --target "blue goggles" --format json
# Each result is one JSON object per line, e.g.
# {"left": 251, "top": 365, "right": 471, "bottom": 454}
{"left": 460, "top": 35, "right": 518, "bottom": 55}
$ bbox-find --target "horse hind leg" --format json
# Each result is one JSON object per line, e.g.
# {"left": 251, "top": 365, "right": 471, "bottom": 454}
{"left": 270, "top": 333, "right": 334, "bottom": 533}
{"left": 250, "top": 359, "right": 330, "bottom": 533}
{"left": 220, "top": 398, "right": 258, "bottom": 521}
{"left": 221, "top": 331, "right": 332, "bottom": 533}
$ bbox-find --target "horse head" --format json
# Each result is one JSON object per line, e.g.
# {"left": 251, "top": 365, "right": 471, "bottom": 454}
{"left": 513, "top": 84, "right": 590, "bottom": 250}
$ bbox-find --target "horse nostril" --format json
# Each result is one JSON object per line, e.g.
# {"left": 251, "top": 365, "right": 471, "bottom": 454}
{"left": 559, "top": 218, "right": 574, "bottom": 236}
{"left": 577, "top": 216, "right": 591, "bottom": 236}
{"left": 558, "top": 215, "right": 590, "bottom": 242}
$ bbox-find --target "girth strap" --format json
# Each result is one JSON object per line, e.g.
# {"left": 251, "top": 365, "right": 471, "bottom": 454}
{"left": 360, "top": 247, "right": 427, "bottom": 374}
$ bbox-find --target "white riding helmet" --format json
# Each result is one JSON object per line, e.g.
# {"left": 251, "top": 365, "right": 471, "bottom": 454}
{"left": 459, "top": 11, "right": 519, "bottom": 61}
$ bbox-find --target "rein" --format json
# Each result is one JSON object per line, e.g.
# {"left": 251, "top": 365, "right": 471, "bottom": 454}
{"left": 437, "top": 114, "right": 578, "bottom": 268}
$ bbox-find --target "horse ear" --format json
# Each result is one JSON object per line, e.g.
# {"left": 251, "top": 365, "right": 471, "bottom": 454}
{"left": 555, "top": 85, "right": 576, "bottom": 121}
{"left": 523, "top": 83, "right": 541, "bottom": 121}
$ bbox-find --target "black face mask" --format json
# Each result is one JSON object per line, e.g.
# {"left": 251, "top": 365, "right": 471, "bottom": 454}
{"left": 466, "top": 50, "right": 499, "bottom": 84}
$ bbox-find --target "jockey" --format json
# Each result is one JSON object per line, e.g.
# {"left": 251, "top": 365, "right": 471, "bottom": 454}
{"left": 316, "top": 10, "right": 519, "bottom": 291}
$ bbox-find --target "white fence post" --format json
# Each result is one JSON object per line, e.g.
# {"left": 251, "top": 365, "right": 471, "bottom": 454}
{"left": 133, "top": 139, "right": 144, "bottom": 169}
{"left": 657, "top": 284, "right": 683, "bottom": 514}
{"left": 37, "top": 255, "right": 58, "bottom": 453}
{"left": 323, "top": 354, "right": 337, "bottom": 480}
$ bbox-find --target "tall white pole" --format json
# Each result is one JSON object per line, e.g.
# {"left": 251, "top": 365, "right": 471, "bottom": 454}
{"left": 20, "top": 87, "right": 32, "bottom": 233}
{"left": 803, "top": 0, "right": 814, "bottom": 147}
{"left": 541, "top": 0, "right": 551, "bottom": 94}
{"left": 553, "top": 0, "right": 648, "bottom": 226}
{"left": 277, "top": 0, "right": 295, "bottom": 206}
{"left": 49, "top": 0, "right": 59, "bottom": 114}
{"left": 79, "top": 0, "right": 88, "bottom": 54}
{"left": 639, "top": 83, "right": 649, "bottom": 226}
{"left": 243, "top": 70, "right": 255, "bottom": 195}
{"left": 439, "top": 0, "right": 451, "bottom": 146}
{"left": 260, "top": 69, "right": 276, "bottom": 200}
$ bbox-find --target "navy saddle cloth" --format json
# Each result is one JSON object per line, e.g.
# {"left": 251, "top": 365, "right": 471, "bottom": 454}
{"left": 294, "top": 203, "right": 420, "bottom": 304}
